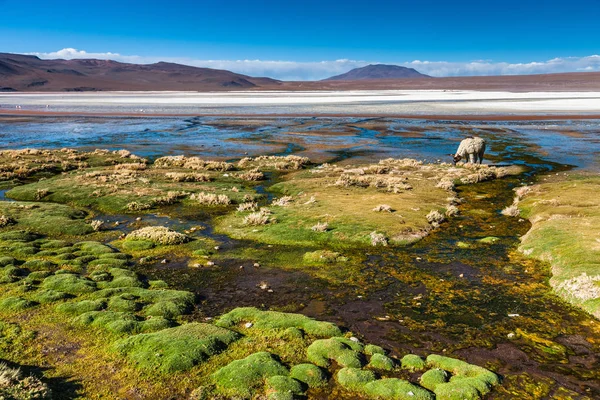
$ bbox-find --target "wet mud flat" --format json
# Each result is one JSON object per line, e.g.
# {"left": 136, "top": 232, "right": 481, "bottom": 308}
{"left": 0, "top": 116, "right": 599, "bottom": 399}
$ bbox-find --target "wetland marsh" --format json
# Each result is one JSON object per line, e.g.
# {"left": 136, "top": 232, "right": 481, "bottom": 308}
{"left": 0, "top": 116, "right": 599, "bottom": 399}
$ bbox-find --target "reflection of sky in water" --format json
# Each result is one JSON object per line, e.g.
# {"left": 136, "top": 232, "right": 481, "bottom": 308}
{"left": 0, "top": 117, "right": 598, "bottom": 169}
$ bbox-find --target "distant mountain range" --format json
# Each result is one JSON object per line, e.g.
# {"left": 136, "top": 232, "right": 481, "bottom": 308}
{"left": 0, "top": 53, "right": 280, "bottom": 92}
{"left": 1, "top": 53, "right": 600, "bottom": 92}
{"left": 324, "top": 64, "right": 430, "bottom": 80}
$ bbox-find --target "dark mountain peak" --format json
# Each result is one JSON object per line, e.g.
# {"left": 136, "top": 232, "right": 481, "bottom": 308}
{"left": 324, "top": 64, "right": 430, "bottom": 81}
{"left": 0, "top": 53, "right": 41, "bottom": 61}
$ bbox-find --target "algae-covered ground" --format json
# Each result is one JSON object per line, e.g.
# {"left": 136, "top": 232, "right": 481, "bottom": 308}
{"left": 1, "top": 119, "right": 600, "bottom": 400}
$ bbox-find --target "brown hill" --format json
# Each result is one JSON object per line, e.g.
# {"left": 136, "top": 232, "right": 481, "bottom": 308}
{"left": 0, "top": 53, "right": 280, "bottom": 92}
{"left": 1, "top": 53, "right": 600, "bottom": 92}
{"left": 279, "top": 72, "right": 600, "bottom": 92}
{"left": 324, "top": 64, "right": 430, "bottom": 80}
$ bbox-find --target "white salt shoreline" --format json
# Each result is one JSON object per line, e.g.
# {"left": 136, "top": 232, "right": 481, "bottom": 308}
{"left": 1, "top": 90, "right": 600, "bottom": 115}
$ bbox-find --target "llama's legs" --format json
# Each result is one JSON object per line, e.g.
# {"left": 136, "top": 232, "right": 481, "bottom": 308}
{"left": 468, "top": 153, "right": 476, "bottom": 163}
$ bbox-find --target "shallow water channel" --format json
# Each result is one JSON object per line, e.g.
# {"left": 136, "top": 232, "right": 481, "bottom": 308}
{"left": 2, "top": 116, "right": 600, "bottom": 398}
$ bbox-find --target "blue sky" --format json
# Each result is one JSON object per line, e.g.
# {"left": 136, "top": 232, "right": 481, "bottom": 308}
{"left": 1, "top": 0, "right": 599, "bottom": 79}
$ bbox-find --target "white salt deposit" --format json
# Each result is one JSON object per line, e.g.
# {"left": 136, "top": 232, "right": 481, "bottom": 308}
{"left": 1, "top": 90, "right": 599, "bottom": 115}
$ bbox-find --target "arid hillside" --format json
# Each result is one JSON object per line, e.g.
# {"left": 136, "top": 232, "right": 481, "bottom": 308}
{"left": 2, "top": 52, "right": 600, "bottom": 92}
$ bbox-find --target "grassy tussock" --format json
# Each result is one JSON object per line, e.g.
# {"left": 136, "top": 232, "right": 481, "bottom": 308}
{"left": 369, "top": 232, "right": 388, "bottom": 247}
{"left": 237, "top": 155, "right": 310, "bottom": 170}
{"left": 89, "top": 219, "right": 104, "bottom": 231}
{"left": 445, "top": 205, "right": 460, "bottom": 217}
{"left": 335, "top": 174, "right": 413, "bottom": 192}
{"left": 34, "top": 189, "right": 49, "bottom": 201}
{"left": 311, "top": 222, "right": 328, "bottom": 232}
{"left": 165, "top": 172, "right": 211, "bottom": 182}
{"left": 372, "top": 204, "right": 392, "bottom": 212}
{"left": 154, "top": 155, "right": 234, "bottom": 171}
{"left": 426, "top": 210, "right": 446, "bottom": 227}
{"left": 114, "top": 163, "right": 147, "bottom": 171}
{"left": 153, "top": 191, "right": 188, "bottom": 206}
{"left": 272, "top": 196, "right": 293, "bottom": 207}
{"left": 126, "top": 226, "right": 190, "bottom": 245}
{"left": 126, "top": 201, "right": 153, "bottom": 211}
{"left": 237, "top": 169, "right": 265, "bottom": 181}
{"left": 436, "top": 179, "right": 455, "bottom": 191}
{"left": 0, "top": 362, "right": 51, "bottom": 399}
{"left": 501, "top": 204, "right": 520, "bottom": 217}
{"left": 0, "top": 148, "right": 144, "bottom": 182}
{"left": 0, "top": 215, "right": 16, "bottom": 228}
{"left": 237, "top": 202, "right": 258, "bottom": 212}
{"left": 243, "top": 209, "right": 274, "bottom": 226}
{"left": 190, "top": 192, "right": 232, "bottom": 206}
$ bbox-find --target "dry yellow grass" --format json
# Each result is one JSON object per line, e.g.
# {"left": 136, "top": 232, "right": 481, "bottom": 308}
{"left": 218, "top": 158, "right": 516, "bottom": 247}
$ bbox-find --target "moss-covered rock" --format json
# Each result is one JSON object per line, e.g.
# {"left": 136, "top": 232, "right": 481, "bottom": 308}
{"left": 400, "top": 354, "right": 426, "bottom": 372}
{"left": 364, "top": 344, "right": 386, "bottom": 356}
{"left": 88, "top": 258, "right": 129, "bottom": 269}
{"left": 363, "top": 378, "right": 434, "bottom": 400}
{"left": 22, "top": 259, "right": 56, "bottom": 271}
{"left": 74, "top": 311, "right": 140, "bottom": 334}
{"left": 336, "top": 367, "right": 376, "bottom": 390}
{"left": 32, "top": 289, "right": 71, "bottom": 304}
{"left": 27, "top": 271, "right": 53, "bottom": 282}
{"left": 73, "top": 241, "right": 114, "bottom": 255}
{"left": 419, "top": 368, "right": 448, "bottom": 391}
{"left": 0, "top": 231, "right": 41, "bottom": 242}
{"left": 367, "top": 353, "right": 395, "bottom": 371}
{"left": 56, "top": 299, "right": 106, "bottom": 315}
{"left": 289, "top": 363, "right": 328, "bottom": 388}
{"left": 0, "top": 297, "right": 36, "bottom": 311}
{"left": 216, "top": 307, "right": 342, "bottom": 337}
{"left": 266, "top": 375, "right": 304, "bottom": 399}
{"left": 307, "top": 337, "right": 364, "bottom": 368}
{"left": 434, "top": 381, "right": 480, "bottom": 400}
{"left": 114, "top": 323, "right": 240, "bottom": 373}
{"left": 143, "top": 301, "right": 189, "bottom": 319}
{"left": 0, "top": 256, "right": 17, "bottom": 267}
{"left": 41, "top": 274, "right": 96, "bottom": 295}
{"left": 107, "top": 295, "right": 140, "bottom": 312}
{"left": 0, "top": 266, "right": 23, "bottom": 283}
{"left": 121, "top": 239, "right": 155, "bottom": 251}
{"left": 426, "top": 354, "right": 500, "bottom": 386}
{"left": 426, "top": 354, "right": 500, "bottom": 399}
{"left": 212, "top": 352, "right": 288, "bottom": 398}
{"left": 91, "top": 287, "right": 195, "bottom": 314}
{"left": 39, "top": 240, "right": 70, "bottom": 249}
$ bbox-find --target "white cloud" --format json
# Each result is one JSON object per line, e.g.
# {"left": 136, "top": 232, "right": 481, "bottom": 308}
{"left": 26, "top": 48, "right": 600, "bottom": 81}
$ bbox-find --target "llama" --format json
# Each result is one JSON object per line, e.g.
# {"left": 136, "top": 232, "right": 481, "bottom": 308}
{"left": 453, "top": 136, "right": 486, "bottom": 164}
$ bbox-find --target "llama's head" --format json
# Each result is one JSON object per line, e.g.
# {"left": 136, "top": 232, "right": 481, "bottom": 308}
{"left": 452, "top": 154, "right": 462, "bottom": 165}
